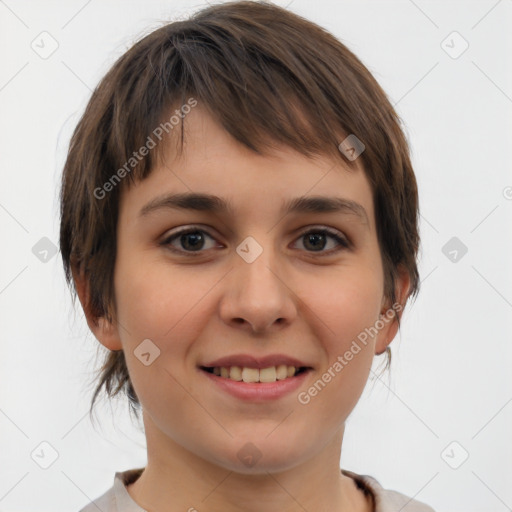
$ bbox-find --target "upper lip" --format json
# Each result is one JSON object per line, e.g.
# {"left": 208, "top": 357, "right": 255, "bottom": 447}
{"left": 200, "top": 354, "right": 311, "bottom": 369}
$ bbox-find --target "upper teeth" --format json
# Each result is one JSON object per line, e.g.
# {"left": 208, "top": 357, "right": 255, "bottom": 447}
{"left": 212, "top": 365, "right": 297, "bottom": 383}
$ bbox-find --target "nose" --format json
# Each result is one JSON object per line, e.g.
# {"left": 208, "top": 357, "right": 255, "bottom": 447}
{"left": 218, "top": 240, "right": 298, "bottom": 335}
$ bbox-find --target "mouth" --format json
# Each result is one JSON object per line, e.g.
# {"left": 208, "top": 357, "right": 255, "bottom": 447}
{"left": 200, "top": 365, "right": 310, "bottom": 383}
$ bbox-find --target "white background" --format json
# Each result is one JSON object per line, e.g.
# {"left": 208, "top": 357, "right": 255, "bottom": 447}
{"left": 0, "top": 1, "right": 511, "bottom": 511}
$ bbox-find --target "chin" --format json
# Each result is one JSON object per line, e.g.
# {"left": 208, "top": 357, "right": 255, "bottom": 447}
{"left": 204, "top": 438, "right": 313, "bottom": 476}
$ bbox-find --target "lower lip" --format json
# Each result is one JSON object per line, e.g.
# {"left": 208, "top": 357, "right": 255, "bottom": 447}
{"left": 200, "top": 368, "right": 311, "bottom": 401}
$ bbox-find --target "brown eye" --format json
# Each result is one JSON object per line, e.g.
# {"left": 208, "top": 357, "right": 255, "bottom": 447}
{"left": 161, "top": 228, "right": 219, "bottom": 254}
{"left": 294, "top": 228, "right": 349, "bottom": 254}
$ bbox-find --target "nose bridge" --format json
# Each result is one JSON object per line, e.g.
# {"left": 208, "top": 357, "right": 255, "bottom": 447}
{"left": 236, "top": 234, "right": 283, "bottom": 302}
{"left": 241, "top": 237, "right": 279, "bottom": 288}
{"left": 220, "top": 234, "right": 296, "bottom": 332}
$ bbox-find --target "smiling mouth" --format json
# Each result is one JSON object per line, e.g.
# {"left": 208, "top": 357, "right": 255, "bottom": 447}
{"left": 200, "top": 365, "right": 310, "bottom": 383}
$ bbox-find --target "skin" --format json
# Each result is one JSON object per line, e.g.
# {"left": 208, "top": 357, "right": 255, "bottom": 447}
{"left": 76, "top": 105, "right": 410, "bottom": 512}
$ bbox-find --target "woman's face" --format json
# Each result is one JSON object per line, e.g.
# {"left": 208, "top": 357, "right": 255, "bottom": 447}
{"left": 102, "top": 105, "right": 403, "bottom": 473}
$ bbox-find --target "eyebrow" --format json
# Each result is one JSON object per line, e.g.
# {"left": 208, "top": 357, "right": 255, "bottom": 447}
{"left": 139, "top": 192, "right": 369, "bottom": 228}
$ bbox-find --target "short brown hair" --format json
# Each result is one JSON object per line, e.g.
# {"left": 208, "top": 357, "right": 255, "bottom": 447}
{"left": 59, "top": 0, "right": 420, "bottom": 420}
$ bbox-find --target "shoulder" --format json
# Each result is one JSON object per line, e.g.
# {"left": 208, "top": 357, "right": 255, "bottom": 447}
{"left": 342, "top": 469, "right": 436, "bottom": 512}
{"left": 78, "top": 486, "right": 115, "bottom": 512}
{"left": 77, "top": 469, "right": 145, "bottom": 512}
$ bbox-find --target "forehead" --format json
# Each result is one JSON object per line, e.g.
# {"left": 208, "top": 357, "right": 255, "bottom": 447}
{"left": 119, "top": 105, "right": 375, "bottom": 230}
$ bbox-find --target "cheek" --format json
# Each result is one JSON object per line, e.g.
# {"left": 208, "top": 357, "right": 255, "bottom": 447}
{"left": 112, "top": 259, "right": 205, "bottom": 414}
{"left": 114, "top": 250, "right": 209, "bottom": 337}
{"left": 113, "top": 255, "right": 221, "bottom": 391}
{"left": 301, "top": 266, "right": 382, "bottom": 406}
{"left": 306, "top": 261, "right": 383, "bottom": 340}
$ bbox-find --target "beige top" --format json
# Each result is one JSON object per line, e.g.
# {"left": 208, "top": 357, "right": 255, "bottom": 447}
{"left": 78, "top": 468, "right": 435, "bottom": 512}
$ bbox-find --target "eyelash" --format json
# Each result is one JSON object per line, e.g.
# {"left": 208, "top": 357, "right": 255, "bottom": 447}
{"left": 160, "top": 225, "right": 350, "bottom": 256}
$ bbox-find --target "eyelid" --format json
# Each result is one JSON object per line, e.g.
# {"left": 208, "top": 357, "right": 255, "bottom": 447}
{"left": 160, "top": 224, "right": 351, "bottom": 255}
